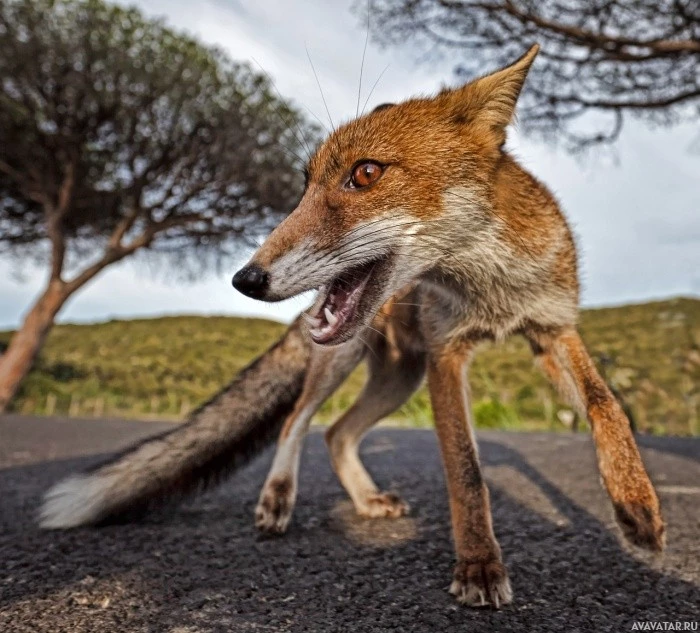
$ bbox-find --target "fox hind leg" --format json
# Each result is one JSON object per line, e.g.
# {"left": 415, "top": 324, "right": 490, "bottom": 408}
{"left": 255, "top": 338, "right": 364, "bottom": 535}
{"left": 325, "top": 346, "right": 426, "bottom": 518}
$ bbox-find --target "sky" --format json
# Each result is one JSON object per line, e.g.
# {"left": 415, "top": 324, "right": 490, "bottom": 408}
{"left": 1, "top": 0, "right": 698, "bottom": 329}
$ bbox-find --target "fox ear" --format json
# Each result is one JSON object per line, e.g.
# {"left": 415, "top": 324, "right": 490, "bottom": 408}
{"left": 448, "top": 44, "right": 539, "bottom": 133}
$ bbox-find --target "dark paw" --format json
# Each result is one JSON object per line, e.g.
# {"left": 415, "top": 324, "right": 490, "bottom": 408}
{"left": 613, "top": 500, "right": 665, "bottom": 551}
{"left": 450, "top": 557, "right": 512, "bottom": 609}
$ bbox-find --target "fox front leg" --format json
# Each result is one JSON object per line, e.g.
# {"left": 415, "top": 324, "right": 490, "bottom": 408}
{"left": 255, "top": 337, "right": 364, "bottom": 534}
{"left": 528, "top": 326, "right": 665, "bottom": 550}
{"left": 427, "top": 341, "right": 512, "bottom": 608}
{"left": 325, "top": 342, "right": 425, "bottom": 518}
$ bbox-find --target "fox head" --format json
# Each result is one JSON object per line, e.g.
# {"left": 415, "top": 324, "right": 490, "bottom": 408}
{"left": 232, "top": 45, "right": 539, "bottom": 345}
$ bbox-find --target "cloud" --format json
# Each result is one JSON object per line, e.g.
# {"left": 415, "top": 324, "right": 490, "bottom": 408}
{"left": 1, "top": 0, "right": 697, "bottom": 329}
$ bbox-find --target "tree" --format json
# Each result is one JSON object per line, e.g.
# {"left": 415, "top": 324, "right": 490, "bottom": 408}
{"left": 0, "top": 0, "right": 315, "bottom": 412}
{"left": 363, "top": 0, "right": 700, "bottom": 151}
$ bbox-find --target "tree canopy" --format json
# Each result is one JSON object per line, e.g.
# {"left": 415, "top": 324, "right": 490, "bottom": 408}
{"left": 0, "top": 0, "right": 316, "bottom": 412}
{"left": 0, "top": 0, "right": 315, "bottom": 282}
{"left": 364, "top": 0, "right": 700, "bottom": 151}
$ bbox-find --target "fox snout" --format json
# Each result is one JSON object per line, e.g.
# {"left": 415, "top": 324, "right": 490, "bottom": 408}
{"left": 231, "top": 263, "right": 270, "bottom": 299}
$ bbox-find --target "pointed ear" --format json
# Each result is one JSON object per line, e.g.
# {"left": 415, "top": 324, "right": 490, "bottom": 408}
{"left": 448, "top": 44, "right": 539, "bottom": 133}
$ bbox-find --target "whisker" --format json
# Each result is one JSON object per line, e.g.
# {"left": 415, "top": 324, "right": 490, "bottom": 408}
{"left": 304, "top": 106, "right": 330, "bottom": 137}
{"left": 331, "top": 219, "right": 454, "bottom": 257}
{"left": 319, "top": 249, "right": 447, "bottom": 285}
{"left": 356, "top": 3, "right": 370, "bottom": 118}
{"left": 274, "top": 144, "right": 310, "bottom": 170}
{"left": 294, "top": 210, "right": 485, "bottom": 292}
{"left": 364, "top": 324, "right": 388, "bottom": 341}
{"left": 337, "top": 211, "right": 459, "bottom": 243}
{"left": 337, "top": 217, "right": 427, "bottom": 243}
{"left": 315, "top": 220, "right": 465, "bottom": 269}
{"left": 251, "top": 57, "right": 314, "bottom": 161}
{"left": 361, "top": 63, "right": 390, "bottom": 116}
{"left": 356, "top": 332, "right": 380, "bottom": 362}
{"left": 334, "top": 222, "right": 464, "bottom": 260}
{"left": 306, "top": 45, "right": 335, "bottom": 132}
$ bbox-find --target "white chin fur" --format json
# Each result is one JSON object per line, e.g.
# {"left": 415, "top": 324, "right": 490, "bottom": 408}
{"left": 39, "top": 474, "right": 111, "bottom": 529}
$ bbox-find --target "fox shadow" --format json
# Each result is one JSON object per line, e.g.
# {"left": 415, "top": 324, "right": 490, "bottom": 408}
{"left": 0, "top": 429, "right": 698, "bottom": 632}
{"left": 635, "top": 433, "right": 700, "bottom": 463}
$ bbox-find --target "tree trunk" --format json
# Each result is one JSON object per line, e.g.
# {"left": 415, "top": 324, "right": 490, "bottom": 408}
{"left": 0, "top": 280, "right": 67, "bottom": 413}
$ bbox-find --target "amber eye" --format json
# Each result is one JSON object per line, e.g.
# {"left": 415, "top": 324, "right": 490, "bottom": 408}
{"left": 348, "top": 161, "right": 384, "bottom": 189}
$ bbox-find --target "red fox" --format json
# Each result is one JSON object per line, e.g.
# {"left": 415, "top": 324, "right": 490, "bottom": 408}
{"left": 40, "top": 45, "right": 664, "bottom": 609}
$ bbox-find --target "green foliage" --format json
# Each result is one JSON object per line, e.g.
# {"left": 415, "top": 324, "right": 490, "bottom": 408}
{"left": 0, "top": 0, "right": 314, "bottom": 263}
{"left": 1, "top": 297, "right": 698, "bottom": 435}
{"left": 473, "top": 398, "right": 519, "bottom": 429}
{"left": 0, "top": 0, "right": 317, "bottom": 412}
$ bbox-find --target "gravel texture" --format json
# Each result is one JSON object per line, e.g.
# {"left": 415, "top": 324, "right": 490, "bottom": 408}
{"left": 1, "top": 415, "right": 698, "bottom": 632}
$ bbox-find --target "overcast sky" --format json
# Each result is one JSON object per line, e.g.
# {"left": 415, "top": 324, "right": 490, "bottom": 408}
{"left": 1, "top": 0, "right": 698, "bottom": 329}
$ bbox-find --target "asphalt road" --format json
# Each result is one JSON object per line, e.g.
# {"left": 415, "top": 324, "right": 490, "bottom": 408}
{"left": 1, "top": 415, "right": 699, "bottom": 632}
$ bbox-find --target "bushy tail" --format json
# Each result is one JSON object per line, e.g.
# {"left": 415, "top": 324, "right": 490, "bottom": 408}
{"left": 39, "top": 319, "right": 310, "bottom": 529}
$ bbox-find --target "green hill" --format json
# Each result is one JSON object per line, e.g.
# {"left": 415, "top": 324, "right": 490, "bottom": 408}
{"left": 1, "top": 297, "right": 698, "bottom": 435}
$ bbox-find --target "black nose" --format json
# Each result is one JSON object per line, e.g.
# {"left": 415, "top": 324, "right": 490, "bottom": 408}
{"left": 232, "top": 264, "right": 270, "bottom": 299}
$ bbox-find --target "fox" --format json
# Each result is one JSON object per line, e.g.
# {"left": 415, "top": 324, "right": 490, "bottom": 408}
{"left": 39, "top": 44, "right": 665, "bottom": 609}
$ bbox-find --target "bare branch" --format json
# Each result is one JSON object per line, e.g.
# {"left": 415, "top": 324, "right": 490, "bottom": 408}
{"left": 367, "top": 0, "right": 700, "bottom": 152}
{"left": 108, "top": 207, "right": 141, "bottom": 250}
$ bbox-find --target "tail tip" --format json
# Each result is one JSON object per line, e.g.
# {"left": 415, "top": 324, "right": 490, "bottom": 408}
{"left": 38, "top": 474, "right": 108, "bottom": 529}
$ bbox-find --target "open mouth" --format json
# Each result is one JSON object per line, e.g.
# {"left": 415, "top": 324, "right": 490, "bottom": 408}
{"left": 305, "top": 257, "right": 387, "bottom": 345}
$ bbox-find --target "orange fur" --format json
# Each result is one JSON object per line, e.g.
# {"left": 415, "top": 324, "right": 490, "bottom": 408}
{"left": 237, "top": 44, "right": 664, "bottom": 609}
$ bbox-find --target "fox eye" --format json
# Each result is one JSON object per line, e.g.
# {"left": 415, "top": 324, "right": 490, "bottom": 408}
{"left": 348, "top": 161, "right": 384, "bottom": 189}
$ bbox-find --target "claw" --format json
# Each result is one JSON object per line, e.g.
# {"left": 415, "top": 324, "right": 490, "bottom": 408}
{"left": 451, "top": 558, "right": 512, "bottom": 609}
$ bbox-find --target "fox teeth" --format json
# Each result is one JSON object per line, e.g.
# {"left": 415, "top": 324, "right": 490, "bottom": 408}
{"left": 310, "top": 325, "right": 333, "bottom": 338}
{"left": 324, "top": 307, "right": 338, "bottom": 326}
{"left": 302, "top": 313, "right": 322, "bottom": 328}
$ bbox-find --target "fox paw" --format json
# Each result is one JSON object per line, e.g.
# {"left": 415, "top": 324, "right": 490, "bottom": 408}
{"left": 356, "top": 492, "right": 409, "bottom": 519}
{"left": 613, "top": 500, "right": 665, "bottom": 551}
{"left": 255, "top": 477, "right": 296, "bottom": 535}
{"left": 450, "top": 558, "right": 512, "bottom": 609}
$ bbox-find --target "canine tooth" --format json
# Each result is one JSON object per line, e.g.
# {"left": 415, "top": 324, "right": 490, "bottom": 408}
{"left": 302, "top": 313, "right": 322, "bottom": 328}
{"left": 324, "top": 307, "right": 338, "bottom": 326}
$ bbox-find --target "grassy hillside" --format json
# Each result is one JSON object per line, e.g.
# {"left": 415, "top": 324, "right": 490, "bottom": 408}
{"left": 1, "top": 297, "right": 698, "bottom": 435}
